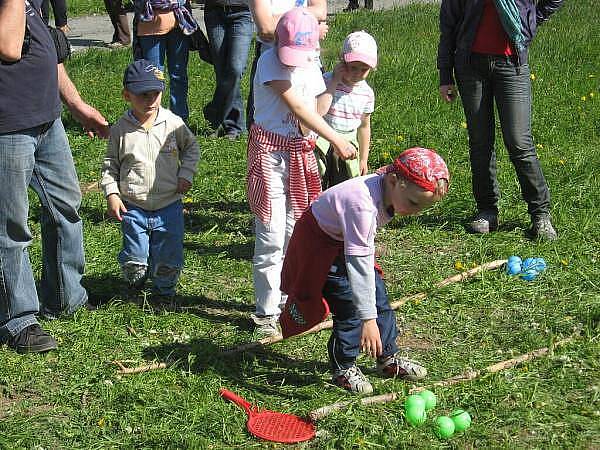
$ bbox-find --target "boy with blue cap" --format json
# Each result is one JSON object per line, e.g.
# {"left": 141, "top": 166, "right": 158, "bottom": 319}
{"left": 101, "top": 59, "right": 200, "bottom": 297}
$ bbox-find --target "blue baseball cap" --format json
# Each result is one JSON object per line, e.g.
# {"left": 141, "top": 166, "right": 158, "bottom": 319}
{"left": 123, "top": 59, "right": 165, "bottom": 94}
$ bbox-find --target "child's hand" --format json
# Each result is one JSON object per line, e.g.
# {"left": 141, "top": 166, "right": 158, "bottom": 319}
{"left": 332, "top": 137, "right": 357, "bottom": 160}
{"left": 361, "top": 319, "right": 383, "bottom": 357}
{"left": 318, "top": 21, "right": 329, "bottom": 40}
{"left": 359, "top": 160, "right": 369, "bottom": 175}
{"left": 106, "top": 194, "right": 127, "bottom": 221}
{"left": 176, "top": 177, "right": 192, "bottom": 194}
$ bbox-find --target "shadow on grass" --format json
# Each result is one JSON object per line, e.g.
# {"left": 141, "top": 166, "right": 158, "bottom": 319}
{"left": 184, "top": 240, "right": 253, "bottom": 261}
{"left": 184, "top": 201, "right": 252, "bottom": 234}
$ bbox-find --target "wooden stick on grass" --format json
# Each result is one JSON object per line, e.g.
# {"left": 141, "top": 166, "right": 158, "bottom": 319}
{"left": 225, "top": 259, "right": 507, "bottom": 355}
{"left": 308, "top": 334, "right": 576, "bottom": 421}
{"left": 113, "top": 360, "right": 167, "bottom": 375}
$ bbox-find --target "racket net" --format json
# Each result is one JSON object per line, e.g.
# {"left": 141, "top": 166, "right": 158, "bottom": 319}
{"left": 249, "top": 410, "right": 315, "bottom": 443}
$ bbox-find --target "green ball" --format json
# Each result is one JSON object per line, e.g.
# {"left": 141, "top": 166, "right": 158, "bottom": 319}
{"left": 434, "top": 416, "right": 455, "bottom": 439}
{"left": 405, "top": 406, "right": 426, "bottom": 426}
{"left": 450, "top": 409, "right": 472, "bottom": 432}
{"left": 404, "top": 394, "right": 425, "bottom": 411}
{"left": 418, "top": 390, "right": 437, "bottom": 411}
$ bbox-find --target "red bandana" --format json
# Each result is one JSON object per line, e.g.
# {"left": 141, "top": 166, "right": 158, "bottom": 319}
{"left": 377, "top": 147, "right": 449, "bottom": 192}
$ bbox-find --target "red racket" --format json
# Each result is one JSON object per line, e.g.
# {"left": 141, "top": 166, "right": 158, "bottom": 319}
{"left": 219, "top": 388, "right": 315, "bottom": 443}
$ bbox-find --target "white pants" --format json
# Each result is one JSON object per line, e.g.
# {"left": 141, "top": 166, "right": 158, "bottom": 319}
{"left": 253, "top": 152, "right": 295, "bottom": 317}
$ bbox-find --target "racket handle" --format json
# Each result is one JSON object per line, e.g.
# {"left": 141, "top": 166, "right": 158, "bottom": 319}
{"left": 220, "top": 388, "right": 252, "bottom": 413}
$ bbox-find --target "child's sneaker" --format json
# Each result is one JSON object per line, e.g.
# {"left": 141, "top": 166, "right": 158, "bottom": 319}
{"left": 251, "top": 314, "right": 281, "bottom": 338}
{"left": 332, "top": 365, "right": 373, "bottom": 394}
{"left": 376, "top": 355, "right": 427, "bottom": 381}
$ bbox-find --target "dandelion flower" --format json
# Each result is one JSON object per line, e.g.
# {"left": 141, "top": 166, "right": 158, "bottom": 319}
{"left": 460, "top": 121, "right": 467, "bottom": 129}
{"left": 530, "top": 73, "right": 536, "bottom": 81}
{"left": 183, "top": 197, "right": 193, "bottom": 204}
{"left": 559, "top": 159, "right": 565, "bottom": 165}
{"left": 454, "top": 260, "right": 464, "bottom": 270}
{"left": 581, "top": 96, "right": 587, "bottom": 101}
{"left": 536, "top": 143, "right": 543, "bottom": 149}
{"left": 590, "top": 92, "right": 595, "bottom": 98}
{"left": 561, "top": 259, "right": 568, "bottom": 266}
{"left": 397, "top": 135, "right": 404, "bottom": 142}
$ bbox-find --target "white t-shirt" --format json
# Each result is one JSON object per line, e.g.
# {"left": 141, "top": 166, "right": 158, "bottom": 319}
{"left": 323, "top": 72, "right": 375, "bottom": 133}
{"left": 253, "top": 48, "right": 326, "bottom": 139}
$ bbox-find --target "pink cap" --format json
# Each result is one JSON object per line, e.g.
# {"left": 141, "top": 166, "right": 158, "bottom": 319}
{"left": 276, "top": 8, "right": 319, "bottom": 68}
{"left": 343, "top": 31, "right": 378, "bottom": 68}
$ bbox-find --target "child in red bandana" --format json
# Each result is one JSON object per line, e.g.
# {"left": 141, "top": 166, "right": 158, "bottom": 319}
{"left": 280, "top": 147, "right": 450, "bottom": 393}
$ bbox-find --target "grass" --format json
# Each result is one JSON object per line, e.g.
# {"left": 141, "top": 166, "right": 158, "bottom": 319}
{"left": 2, "top": 1, "right": 599, "bottom": 448}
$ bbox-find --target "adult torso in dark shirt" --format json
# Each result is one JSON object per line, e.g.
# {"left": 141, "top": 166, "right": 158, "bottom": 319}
{"left": 204, "top": 0, "right": 249, "bottom": 10}
{"left": 0, "top": 0, "right": 61, "bottom": 134}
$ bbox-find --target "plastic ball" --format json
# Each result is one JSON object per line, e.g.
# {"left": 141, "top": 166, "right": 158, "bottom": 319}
{"left": 404, "top": 394, "right": 425, "bottom": 411}
{"left": 434, "top": 416, "right": 455, "bottom": 438}
{"left": 450, "top": 409, "right": 472, "bottom": 432}
{"left": 522, "top": 257, "right": 537, "bottom": 271}
{"left": 507, "top": 255, "right": 522, "bottom": 265}
{"left": 418, "top": 390, "right": 437, "bottom": 411}
{"left": 505, "top": 261, "right": 522, "bottom": 275}
{"left": 405, "top": 406, "right": 426, "bottom": 426}
{"left": 533, "top": 257, "right": 547, "bottom": 272}
{"left": 520, "top": 269, "right": 539, "bottom": 281}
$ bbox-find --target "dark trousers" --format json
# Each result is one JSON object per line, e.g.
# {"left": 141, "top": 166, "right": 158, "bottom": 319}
{"left": 103, "top": 0, "right": 131, "bottom": 44}
{"left": 323, "top": 266, "right": 398, "bottom": 372}
{"left": 41, "top": 0, "right": 67, "bottom": 27}
{"left": 245, "top": 40, "right": 262, "bottom": 131}
{"left": 456, "top": 53, "right": 550, "bottom": 217}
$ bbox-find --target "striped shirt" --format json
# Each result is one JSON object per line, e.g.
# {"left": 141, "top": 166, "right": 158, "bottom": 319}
{"left": 323, "top": 72, "right": 374, "bottom": 133}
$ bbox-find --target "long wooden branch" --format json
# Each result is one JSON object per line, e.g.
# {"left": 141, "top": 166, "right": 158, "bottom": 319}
{"left": 224, "top": 259, "right": 507, "bottom": 355}
{"left": 113, "top": 360, "right": 167, "bottom": 375}
{"left": 308, "top": 335, "right": 576, "bottom": 421}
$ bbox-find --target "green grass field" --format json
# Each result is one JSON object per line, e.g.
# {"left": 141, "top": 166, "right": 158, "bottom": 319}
{"left": 2, "top": 1, "right": 599, "bottom": 448}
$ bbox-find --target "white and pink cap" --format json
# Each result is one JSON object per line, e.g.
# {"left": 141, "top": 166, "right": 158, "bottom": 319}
{"left": 276, "top": 8, "right": 319, "bottom": 68}
{"left": 342, "top": 31, "right": 378, "bottom": 68}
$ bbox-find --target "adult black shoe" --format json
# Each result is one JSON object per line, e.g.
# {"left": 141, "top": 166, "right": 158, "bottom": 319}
{"left": 7, "top": 324, "right": 58, "bottom": 354}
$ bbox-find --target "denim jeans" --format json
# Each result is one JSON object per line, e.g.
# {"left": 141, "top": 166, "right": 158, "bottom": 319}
{"left": 138, "top": 29, "right": 190, "bottom": 121}
{"left": 323, "top": 266, "right": 398, "bottom": 372}
{"left": 456, "top": 54, "right": 551, "bottom": 217}
{"left": 203, "top": 6, "right": 254, "bottom": 135}
{"left": 119, "top": 200, "right": 184, "bottom": 296}
{"left": 0, "top": 119, "right": 87, "bottom": 338}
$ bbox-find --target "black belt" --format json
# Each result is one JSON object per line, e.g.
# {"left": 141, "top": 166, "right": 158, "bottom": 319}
{"left": 206, "top": 4, "right": 249, "bottom": 12}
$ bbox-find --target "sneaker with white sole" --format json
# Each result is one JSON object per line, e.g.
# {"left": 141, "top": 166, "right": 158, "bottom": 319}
{"left": 332, "top": 365, "right": 373, "bottom": 394}
{"left": 251, "top": 314, "right": 281, "bottom": 338}
{"left": 530, "top": 214, "right": 557, "bottom": 241}
{"left": 376, "top": 355, "right": 427, "bottom": 381}
{"left": 468, "top": 210, "right": 498, "bottom": 234}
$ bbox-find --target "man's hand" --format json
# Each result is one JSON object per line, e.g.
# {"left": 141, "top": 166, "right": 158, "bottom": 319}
{"left": 439, "top": 84, "right": 456, "bottom": 102}
{"left": 360, "top": 319, "right": 382, "bottom": 357}
{"left": 106, "top": 194, "right": 127, "bottom": 221}
{"left": 176, "top": 177, "right": 192, "bottom": 194}
{"left": 69, "top": 101, "right": 110, "bottom": 139}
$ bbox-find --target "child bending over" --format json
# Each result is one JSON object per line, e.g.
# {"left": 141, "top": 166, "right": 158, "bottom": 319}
{"left": 280, "top": 147, "right": 449, "bottom": 393}
{"left": 316, "top": 30, "right": 377, "bottom": 189}
{"left": 248, "top": 8, "right": 357, "bottom": 337}
{"left": 101, "top": 60, "right": 200, "bottom": 298}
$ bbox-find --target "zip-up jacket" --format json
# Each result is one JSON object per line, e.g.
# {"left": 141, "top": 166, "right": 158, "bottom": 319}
{"left": 101, "top": 107, "right": 200, "bottom": 211}
{"left": 437, "top": 0, "right": 563, "bottom": 86}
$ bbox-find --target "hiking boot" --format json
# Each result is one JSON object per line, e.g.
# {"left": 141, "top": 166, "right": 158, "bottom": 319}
{"left": 376, "top": 355, "right": 427, "bottom": 381}
{"left": 530, "top": 214, "right": 557, "bottom": 241}
{"left": 251, "top": 314, "right": 281, "bottom": 338}
{"left": 6, "top": 324, "right": 58, "bottom": 354}
{"left": 332, "top": 365, "right": 373, "bottom": 394}
{"left": 467, "top": 210, "right": 498, "bottom": 234}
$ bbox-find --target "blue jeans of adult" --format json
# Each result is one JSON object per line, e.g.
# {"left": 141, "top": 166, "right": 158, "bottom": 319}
{"left": 138, "top": 28, "right": 190, "bottom": 121}
{"left": 323, "top": 265, "right": 398, "bottom": 372}
{"left": 0, "top": 119, "right": 87, "bottom": 339}
{"left": 455, "top": 53, "right": 551, "bottom": 217}
{"left": 118, "top": 200, "right": 184, "bottom": 296}
{"left": 203, "top": 6, "right": 254, "bottom": 135}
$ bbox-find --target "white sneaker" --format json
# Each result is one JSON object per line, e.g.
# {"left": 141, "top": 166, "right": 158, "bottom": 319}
{"left": 376, "top": 355, "right": 427, "bottom": 381}
{"left": 332, "top": 365, "right": 373, "bottom": 394}
{"left": 251, "top": 314, "right": 281, "bottom": 338}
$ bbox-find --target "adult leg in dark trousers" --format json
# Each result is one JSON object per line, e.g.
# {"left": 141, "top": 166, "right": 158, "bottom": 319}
{"left": 41, "top": 0, "right": 68, "bottom": 29}
{"left": 104, "top": 0, "right": 131, "bottom": 46}
{"left": 245, "top": 40, "right": 262, "bottom": 132}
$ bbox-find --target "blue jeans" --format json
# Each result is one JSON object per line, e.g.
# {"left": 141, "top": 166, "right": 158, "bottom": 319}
{"left": 203, "top": 6, "right": 254, "bottom": 135}
{"left": 456, "top": 54, "right": 551, "bottom": 217}
{"left": 118, "top": 200, "right": 184, "bottom": 296}
{"left": 138, "top": 29, "right": 190, "bottom": 121}
{"left": 0, "top": 119, "right": 87, "bottom": 338}
{"left": 323, "top": 265, "right": 398, "bottom": 372}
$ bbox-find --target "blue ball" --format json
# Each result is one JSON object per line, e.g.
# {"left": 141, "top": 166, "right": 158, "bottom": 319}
{"left": 520, "top": 269, "right": 538, "bottom": 281}
{"left": 534, "top": 257, "right": 547, "bottom": 272}
{"left": 522, "top": 257, "right": 537, "bottom": 270}
{"left": 506, "top": 261, "right": 522, "bottom": 275}
{"left": 507, "top": 255, "right": 522, "bottom": 265}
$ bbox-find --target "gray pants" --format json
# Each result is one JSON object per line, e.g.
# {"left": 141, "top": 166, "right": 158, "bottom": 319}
{"left": 456, "top": 53, "right": 550, "bottom": 217}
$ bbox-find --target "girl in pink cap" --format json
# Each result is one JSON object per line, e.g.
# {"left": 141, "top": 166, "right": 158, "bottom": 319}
{"left": 247, "top": 8, "right": 357, "bottom": 337}
{"left": 279, "top": 147, "right": 450, "bottom": 394}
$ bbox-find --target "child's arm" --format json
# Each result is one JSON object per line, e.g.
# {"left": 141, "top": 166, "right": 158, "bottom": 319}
{"left": 175, "top": 124, "right": 201, "bottom": 194}
{"left": 346, "top": 254, "right": 382, "bottom": 357}
{"left": 357, "top": 113, "right": 371, "bottom": 175}
{"left": 269, "top": 79, "right": 357, "bottom": 160}
{"left": 249, "top": 0, "right": 280, "bottom": 43}
{"left": 316, "top": 63, "right": 345, "bottom": 117}
{"left": 100, "top": 128, "right": 127, "bottom": 221}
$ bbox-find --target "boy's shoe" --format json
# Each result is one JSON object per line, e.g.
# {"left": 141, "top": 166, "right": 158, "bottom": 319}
{"left": 332, "top": 365, "right": 373, "bottom": 394}
{"left": 251, "top": 314, "right": 281, "bottom": 338}
{"left": 6, "top": 324, "right": 58, "bottom": 354}
{"left": 376, "top": 355, "right": 427, "bottom": 381}
{"left": 467, "top": 210, "right": 498, "bottom": 234}
{"left": 530, "top": 214, "right": 557, "bottom": 241}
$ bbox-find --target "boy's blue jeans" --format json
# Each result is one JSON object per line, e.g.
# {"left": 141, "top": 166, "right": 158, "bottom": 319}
{"left": 323, "top": 266, "right": 398, "bottom": 372}
{"left": 119, "top": 200, "right": 184, "bottom": 296}
{"left": 0, "top": 119, "right": 87, "bottom": 338}
{"left": 137, "top": 29, "right": 190, "bottom": 121}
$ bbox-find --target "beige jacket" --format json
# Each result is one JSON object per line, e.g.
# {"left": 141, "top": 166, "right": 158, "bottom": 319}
{"left": 101, "top": 107, "right": 200, "bottom": 210}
